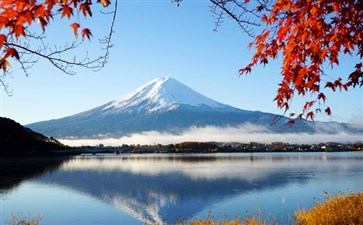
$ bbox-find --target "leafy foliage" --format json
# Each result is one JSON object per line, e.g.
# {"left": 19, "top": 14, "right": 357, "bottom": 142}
{"left": 243, "top": 0, "right": 362, "bottom": 120}
{"left": 210, "top": 0, "right": 363, "bottom": 121}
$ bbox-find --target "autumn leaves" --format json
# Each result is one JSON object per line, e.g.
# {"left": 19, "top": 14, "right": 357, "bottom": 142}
{"left": 59, "top": 0, "right": 108, "bottom": 39}
{"left": 0, "top": 0, "right": 110, "bottom": 73}
{"left": 239, "top": 0, "right": 363, "bottom": 122}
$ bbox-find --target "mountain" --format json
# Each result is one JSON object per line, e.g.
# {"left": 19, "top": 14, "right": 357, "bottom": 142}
{"left": 27, "top": 77, "right": 361, "bottom": 139}
{"left": 0, "top": 117, "right": 68, "bottom": 155}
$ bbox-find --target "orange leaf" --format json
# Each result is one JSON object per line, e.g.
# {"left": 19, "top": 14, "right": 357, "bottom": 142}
{"left": 317, "top": 93, "right": 326, "bottom": 103}
{"left": 325, "top": 82, "right": 336, "bottom": 92}
{"left": 306, "top": 111, "right": 315, "bottom": 121}
{"left": 0, "top": 59, "right": 11, "bottom": 72}
{"left": 59, "top": 5, "right": 73, "bottom": 19}
{"left": 14, "top": 24, "right": 25, "bottom": 38}
{"left": 325, "top": 107, "right": 331, "bottom": 116}
{"left": 281, "top": 102, "right": 289, "bottom": 112}
{"left": 81, "top": 28, "right": 92, "bottom": 40}
{"left": 80, "top": 2, "right": 92, "bottom": 17}
{"left": 98, "top": 0, "right": 110, "bottom": 7}
{"left": 19, "top": 10, "right": 34, "bottom": 25}
{"left": 0, "top": 16, "right": 7, "bottom": 30}
{"left": 46, "top": 0, "right": 56, "bottom": 11}
{"left": 239, "top": 65, "right": 252, "bottom": 74}
{"left": 70, "top": 22, "right": 80, "bottom": 37}
{"left": 38, "top": 17, "right": 48, "bottom": 30}
{"left": 355, "top": 63, "right": 362, "bottom": 70}
{"left": 4, "top": 47, "right": 19, "bottom": 60}
{"left": 257, "top": 5, "right": 264, "bottom": 12}
{"left": 0, "top": 16, "right": 8, "bottom": 24}
{"left": 0, "top": 34, "right": 7, "bottom": 49}
{"left": 303, "top": 101, "right": 314, "bottom": 112}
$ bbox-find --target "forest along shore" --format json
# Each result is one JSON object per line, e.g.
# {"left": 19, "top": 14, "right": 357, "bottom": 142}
{"left": 70, "top": 141, "right": 363, "bottom": 154}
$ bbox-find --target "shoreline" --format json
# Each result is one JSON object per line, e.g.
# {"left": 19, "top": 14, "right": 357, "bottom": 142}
{"left": 1, "top": 148, "right": 362, "bottom": 157}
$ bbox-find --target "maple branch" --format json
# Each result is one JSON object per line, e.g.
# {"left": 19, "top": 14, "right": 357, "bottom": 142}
{"left": 6, "top": 42, "right": 93, "bottom": 75}
{"left": 0, "top": 0, "right": 116, "bottom": 81}
{"left": 96, "top": 0, "right": 118, "bottom": 71}
{"left": 210, "top": 4, "right": 225, "bottom": 32}
{"left": 256, "top": 0, "right": 273, "bottom": 11}
{"left": 210, "top": 0, "right": 261, "bottom": 37}
{"left": 0, "top": 0, "right": 118, "bottom": 86}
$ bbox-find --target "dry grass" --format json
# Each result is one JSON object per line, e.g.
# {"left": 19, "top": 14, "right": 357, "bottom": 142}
{"left": 295, "top": 192, "right": 363, "bottom": 225}
{"left": 177, "top": 192, "right": 363, "bottom": 225}
{"left": 9, "top": 213, "right": 43, "bottom": 225}
{"left": 175, "top": 217, "right": 269, "bottom": 225}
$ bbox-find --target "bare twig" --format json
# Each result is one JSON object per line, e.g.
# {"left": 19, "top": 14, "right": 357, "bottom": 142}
{"left": 209, "top": 0, "right": 267, "bottom": 37}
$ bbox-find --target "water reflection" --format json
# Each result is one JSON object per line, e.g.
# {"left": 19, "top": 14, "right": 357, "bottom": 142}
{"left": 30, "top": 153, "right": 363, "bottom": 224}
{"left": 0, "top": 156, "right": 72, "bottom": 194}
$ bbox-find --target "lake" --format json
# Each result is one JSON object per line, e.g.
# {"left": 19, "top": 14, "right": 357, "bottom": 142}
{"left": 0, "top": 152, "right": 362, "bottom": 225}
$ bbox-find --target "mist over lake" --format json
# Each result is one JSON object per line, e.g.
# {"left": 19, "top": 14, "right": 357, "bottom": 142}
{"left": 1, "top": 152, "right": 362, "bottom": 225}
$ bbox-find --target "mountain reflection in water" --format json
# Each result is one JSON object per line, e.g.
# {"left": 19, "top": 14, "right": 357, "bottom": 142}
{"left": 27, "top": 153, "right": 363, "bottom": 224}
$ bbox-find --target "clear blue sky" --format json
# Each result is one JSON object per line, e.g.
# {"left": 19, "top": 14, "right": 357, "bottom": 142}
{"left": 1, "top": 1, "right": 362, "bottom": 125}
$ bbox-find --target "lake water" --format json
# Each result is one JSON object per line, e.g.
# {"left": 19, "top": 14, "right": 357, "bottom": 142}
{"left": 0, "top": 152, "right": 362, "bottom": 225}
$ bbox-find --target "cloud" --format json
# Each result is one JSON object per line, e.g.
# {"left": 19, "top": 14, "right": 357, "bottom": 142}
{"left": 59, "top": 124, "right": 363, "bottom": 146}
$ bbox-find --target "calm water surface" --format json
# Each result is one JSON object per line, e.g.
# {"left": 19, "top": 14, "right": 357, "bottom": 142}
{"left": 0, "top": 152, "right": 362, "bottom": 224}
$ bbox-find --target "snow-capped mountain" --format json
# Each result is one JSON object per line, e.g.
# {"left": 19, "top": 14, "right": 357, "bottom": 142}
{"left": 103, "top": 77, "right": 227, "bottom": 114}
{"left": 27, "top": 77, "right": 361, "bottom": 139}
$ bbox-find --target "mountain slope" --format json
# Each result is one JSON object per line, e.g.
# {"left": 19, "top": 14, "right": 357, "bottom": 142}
{"left": 0, "top": 117, "right": 68, "bottom": 155}
{"left": 27, "top": 77, "right": 361, "bottom": 139}
{"left": 104, "top": 77, "right": 229, "bottom": 113}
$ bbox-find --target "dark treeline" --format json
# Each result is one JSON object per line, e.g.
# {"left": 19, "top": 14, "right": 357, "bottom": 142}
{"left": 82, "top": 141, "right": 363, "bottom": 154}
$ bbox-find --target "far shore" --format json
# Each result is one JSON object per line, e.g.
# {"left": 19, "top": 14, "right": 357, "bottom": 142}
{"left": 2, "top": 141, "right": 362, "bottom": 157}
{"left": 54, "top": 142, "right": 363, "bottom": 155}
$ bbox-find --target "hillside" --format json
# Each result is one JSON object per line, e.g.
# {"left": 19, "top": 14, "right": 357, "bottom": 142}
{"left": 0, "top": 117, "right": 68, "bottom": 155}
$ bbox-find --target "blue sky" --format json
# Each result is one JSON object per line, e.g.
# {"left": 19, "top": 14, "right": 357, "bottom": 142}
{"left": 1, "top": 1, "right": 362, "bottom": 125}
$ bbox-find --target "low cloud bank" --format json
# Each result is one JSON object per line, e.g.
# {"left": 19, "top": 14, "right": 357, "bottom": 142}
{"left": 60, "top": 124, "right": 363, "bottom": 147}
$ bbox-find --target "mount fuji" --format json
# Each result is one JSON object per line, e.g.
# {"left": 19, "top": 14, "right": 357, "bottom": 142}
{"left": 27, "top": 77, "right": 360, "bottom": 139}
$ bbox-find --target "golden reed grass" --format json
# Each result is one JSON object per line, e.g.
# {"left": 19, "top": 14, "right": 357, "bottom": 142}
{"left": 177, "top": 192, "right": 363, "bottom": 225}
{"left": 295, "top": 192, "right": 363, "bottom": 225}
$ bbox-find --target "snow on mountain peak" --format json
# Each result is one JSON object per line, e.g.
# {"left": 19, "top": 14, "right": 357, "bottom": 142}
{"left": 103, "top": 77, "right": 226, "bottom": 113}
